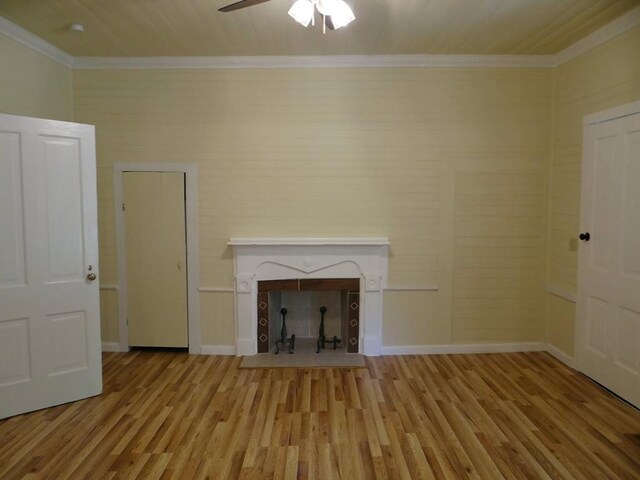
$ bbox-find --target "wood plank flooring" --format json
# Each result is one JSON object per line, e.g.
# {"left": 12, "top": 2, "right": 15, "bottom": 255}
{"left": 1, "top": 351, "right": 640, "bottom": 479}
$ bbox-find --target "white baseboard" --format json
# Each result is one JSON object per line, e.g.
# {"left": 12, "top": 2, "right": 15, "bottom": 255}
{"left": 381, "top": 342, "right": 546, "bottom": 356}
{"left": 105, "top": 340, "right": 575, "bottom": 367}
{"left": 200, "top": 345, "right": 237, "bottom": 356}
{"left": 380, "top": 342, "right": 577, "bottom": 370}
{"left": 101, "top": 342, "right": 122, "bottom": 352}
{"left": 545, "top": 343, "right": 575, "bottom": 368}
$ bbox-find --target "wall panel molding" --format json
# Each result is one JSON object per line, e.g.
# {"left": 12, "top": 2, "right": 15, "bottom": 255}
{"left": 547, "top": 285, "right": 577, "bottom": 304}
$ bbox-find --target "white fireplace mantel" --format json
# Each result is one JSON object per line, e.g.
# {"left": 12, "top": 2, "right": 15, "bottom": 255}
{"left": 228, "top": 237, "right": 390, "bottom": 246}
{"left": 229, "top": 238, "right": 389, "bottom": 356}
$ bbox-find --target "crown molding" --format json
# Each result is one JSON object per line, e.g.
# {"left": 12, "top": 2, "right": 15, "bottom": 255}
{"left": 554, "top": 4, "right": 640, "bottom": 66}
{"left": 73, "top": 54, "right": 555, "bottom": 69}
{"left": 0, "top": 15, "right": 73, "bottom": 68}
{"left": 2, "top": 5, "right": 639, "bottom": 71}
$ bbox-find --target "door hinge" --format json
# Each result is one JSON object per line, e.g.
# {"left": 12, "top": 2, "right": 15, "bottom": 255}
{"left": 122, "top": 203, "right": 125, "bottom": 211}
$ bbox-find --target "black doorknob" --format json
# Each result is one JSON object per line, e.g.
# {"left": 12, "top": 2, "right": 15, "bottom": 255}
{"left": 579, "top": 232, "right": 590, "bottom": 242}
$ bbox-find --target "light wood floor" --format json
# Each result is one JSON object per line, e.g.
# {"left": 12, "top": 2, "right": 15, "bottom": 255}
{"left": 1, "top": 351, "right": 640, "bottom": 479}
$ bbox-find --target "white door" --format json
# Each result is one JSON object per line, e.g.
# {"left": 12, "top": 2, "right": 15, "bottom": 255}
{"left": 577, "top": 110, "right": 640, "bottom": 408}
{"left": 123, "top": 172, "right": 188, "bottom": 348}
{"left": 0, "top": 113, "right": 101, "bottom": 419}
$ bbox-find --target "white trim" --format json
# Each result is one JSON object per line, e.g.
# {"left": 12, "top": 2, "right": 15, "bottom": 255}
{"left": 231, "top": 242, "right": 388, "bottom": 356}
{"left": 113, "top": 162, "right": 201, "bottom": 354}
{"left": 384, "top": 286, "right": 439, "bottom": 292}
{"left": 73, "top": 54, "right": 554, "bottom": 70}
{"left": 198, "top": 287, "right": 235, "bottom": 293}
{"left": 200, "top": 345, "right": 237, "bottom": 356}
{"left": 584, "top": 101, "right": 640, "bottom": 127}
{"left": 99, "top": 284, "right": 119, "bottom": 292}
{"left": 2, "top": 5, "right": 639, "bottom": 71}
{"left": 555, "top": 5, "right": 640, "bottom": 66}
{"left": 228, "top": 237, "right": 389, "bottom": 246}
{"left": 381, "top": 342, "right": 546, "bottom": 355}
{"left": 0, "top": 15, "right": 73, "bottom": 68}
{"left": 101, "top": 342, "right": 122, "bottom": 352}
{"left": 382, "top": 342, "right": 576, "bottom": 370}
{"left": 546, "top": 343, "right": 575, "bottom": 368}
{"left": 197, "top": 285, "right": 437, "bottom": 293}
{"left": 546, "top": 285, "right": 577, "bottom": 304}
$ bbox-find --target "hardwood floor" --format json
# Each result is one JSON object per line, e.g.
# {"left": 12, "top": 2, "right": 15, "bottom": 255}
{"left": 1, "top": 351, "right": 640, "bottom": 479}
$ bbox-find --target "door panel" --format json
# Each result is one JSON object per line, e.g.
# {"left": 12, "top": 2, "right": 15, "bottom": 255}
{"left": 586, "top": 296, "right": 607, "bottom": 357}
{"left": 42, "top": 136, "right": 85, "bottom": 282}
{"left": 124, "top": 172, "right": 188, "bottom": 348}
{"left": 621, "top": 129, "right": 640, "bottom": 276}
{"left": 48, "top": 311, "right": 88, "bottom": 376}
{"left": 0, "top": 113, "right": 101, "bottom": 420}
{"left": 615, "top": 307, "right": 639, "bottom": 374}
{"left": 0, "top": 317, "right": 30, "bottom": 386}
{"left": 590, "top": 134, "right": 615, "bottom": 270}
{"left": 0, "top": 131, "right": 26, "bottom": 287}
{"left": 577, "top": 111, "right": 640, "bottom": 408}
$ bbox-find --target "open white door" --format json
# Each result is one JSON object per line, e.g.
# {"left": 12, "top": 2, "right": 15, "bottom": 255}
{"left": 576, "top": 107, "right": 640, "bottom": 408}
{"left": 0, "top": 113, "right": 102, "bottom": 419}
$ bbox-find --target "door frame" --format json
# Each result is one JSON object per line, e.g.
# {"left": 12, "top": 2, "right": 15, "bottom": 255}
{"left": 114, "top": 162, "right": 201, "bottom": 354}
{"left": 575, "top": 100, "right": 640, "bottom": 369}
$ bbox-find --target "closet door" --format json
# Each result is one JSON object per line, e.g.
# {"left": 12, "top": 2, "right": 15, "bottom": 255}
{"left": 577, "top": 111, "right": 640, "bottom": 408}
{"left": 123, "top": 172, "right": 188, "bottom": 348}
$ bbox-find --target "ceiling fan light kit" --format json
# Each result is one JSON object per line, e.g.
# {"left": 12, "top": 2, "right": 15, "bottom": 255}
{"left": 288, "top": 0, "right": 316, "bottom": 27}
{"left": 219, "top": 0, "right": 355, "bottom": 32}
{"left": 325, "top": 0, "right": 356, "bottom": 29}
{"left": 288, "top": 0, "right": 355, "bottom": 29}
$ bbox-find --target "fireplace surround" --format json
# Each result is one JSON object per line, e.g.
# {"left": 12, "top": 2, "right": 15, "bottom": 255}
{"left": 228, "top": 238, "right": 389, "bottom": 356}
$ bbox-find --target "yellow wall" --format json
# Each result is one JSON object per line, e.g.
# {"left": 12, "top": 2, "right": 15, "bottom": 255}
{"left": 73, "top": 67, "right": 552, "bottom": 347}
{"left": 546, "top": 293, "right": 576, "bottom": 356}
{"left": 3, "top": 20, "right": 638, "bottom": 353}
{"left": 546, "top": 24, "right": 640, "bottom": 357}
{"left": 0, "top": 34, "right": 73, "bottom": 121}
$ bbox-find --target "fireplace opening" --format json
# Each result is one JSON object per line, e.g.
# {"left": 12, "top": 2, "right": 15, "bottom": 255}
{"left": 257, "top": 278, "right": 360, "bottom": 354}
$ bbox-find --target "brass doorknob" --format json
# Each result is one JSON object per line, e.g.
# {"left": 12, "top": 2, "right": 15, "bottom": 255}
{"left": 87, "top": 272, "right": 97, "bottom": 281}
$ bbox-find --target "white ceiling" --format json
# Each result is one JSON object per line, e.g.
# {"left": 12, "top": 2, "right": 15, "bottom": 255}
{"left": 0, "top": 0, "right": 638, "bottom": 57}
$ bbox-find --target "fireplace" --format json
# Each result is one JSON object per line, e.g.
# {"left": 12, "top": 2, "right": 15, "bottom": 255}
{"left": 228, "top": 238, "right": 389, "bottom": 356}
{"left": 257, "top": 278, "right": 360, "bottom": 353}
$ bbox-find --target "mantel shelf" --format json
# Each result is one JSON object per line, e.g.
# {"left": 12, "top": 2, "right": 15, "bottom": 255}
{"left": 228, "top": 237, "right": 390, "bottom": 247}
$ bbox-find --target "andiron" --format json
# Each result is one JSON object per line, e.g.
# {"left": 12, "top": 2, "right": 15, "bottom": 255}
{"left": 275, "top": 307, "right": 295, "bottom": 354}
{"left": 317, "top": 306, "right": 341, "bottom": 353}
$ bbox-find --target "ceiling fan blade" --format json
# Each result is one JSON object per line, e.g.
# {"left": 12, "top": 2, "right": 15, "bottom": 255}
{"left": 219, "top": 0, "right": 272, "bottom": 12}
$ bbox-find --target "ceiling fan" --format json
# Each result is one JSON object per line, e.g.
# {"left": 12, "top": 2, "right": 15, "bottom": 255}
{"left": 219, "top": 0, "right": 355, "bottom": 31}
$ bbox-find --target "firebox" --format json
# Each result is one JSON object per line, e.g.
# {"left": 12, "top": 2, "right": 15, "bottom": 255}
{"left": 257, "top": 278, "right": 360, "bottom": 353}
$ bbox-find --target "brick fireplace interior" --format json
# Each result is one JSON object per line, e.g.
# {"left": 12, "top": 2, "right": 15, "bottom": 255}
{"left": 257, "top": 278, "right": 360, "bottom": 354}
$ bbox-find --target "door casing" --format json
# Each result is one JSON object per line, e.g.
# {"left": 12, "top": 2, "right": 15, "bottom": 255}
{"left": 114, "top": 162, "right": 201, "bottom": 354}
